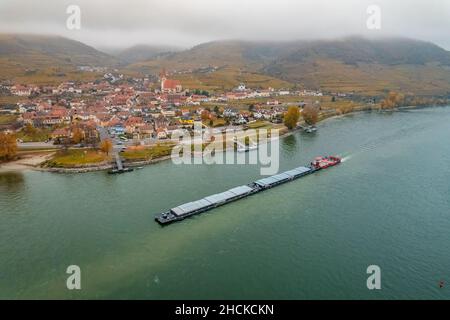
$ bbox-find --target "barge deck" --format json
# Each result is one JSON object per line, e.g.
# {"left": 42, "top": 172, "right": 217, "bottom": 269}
{"left": 155, "top": 156, "right": 341, "bottom": 225}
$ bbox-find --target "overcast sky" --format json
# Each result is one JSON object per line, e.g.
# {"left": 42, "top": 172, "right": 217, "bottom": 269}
{"left": 0, "top": 0, "right": 449, "bottom": 50}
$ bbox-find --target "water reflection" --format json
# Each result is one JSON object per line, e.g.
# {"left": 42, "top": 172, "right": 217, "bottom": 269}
{"left": 282, "top": 134, "right": 298, "bottom": 156}
{"left": 0, "top": 171, "right": 25, "bottom": 192}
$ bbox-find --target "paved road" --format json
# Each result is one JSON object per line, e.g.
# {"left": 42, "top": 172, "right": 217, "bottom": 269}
{"left": 18, "top": 142, "right": 59, "bottom": 149}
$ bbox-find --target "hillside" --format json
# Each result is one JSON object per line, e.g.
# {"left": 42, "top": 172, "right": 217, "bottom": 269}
{"left": 1, "top": 34, "right": 450, "bottom": 95}
{"left": 264, "top": 37, "right": 450, "bottom": 94}
{"left": 114, "top": 44, "right": 181, "bottom": 64}
{"left": 128, "top": 37, "right": 450, "bottom": 95}
{"left": 124, "top": 40, "right": 295, "bottom": 91}
{"left": 0, "top": 34, "right": 118, "bottom": 84}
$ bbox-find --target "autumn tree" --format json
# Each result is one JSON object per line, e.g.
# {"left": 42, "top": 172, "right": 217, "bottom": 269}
{"left": 0, "top": 132, "right": 17, "bottom": 161}
{"left": 201, "top": 110, "right": 210, "bottom": 123}
{"left": 302, "top": 105, "right": 319, "bottom": 125}
{"left": 337, "top": 102, "right": 355, "bottom": 115}
{"left": 72, "top": 127, "right": 84, "bottom": 144}
{"left": 380, "top": 91, "right": 405, "bottom": 110}
{"left": 283, "top": 106, "right": 300, "bottom": 129}
{"left": 100, "top": 139, "right": 113, "bottom": 155}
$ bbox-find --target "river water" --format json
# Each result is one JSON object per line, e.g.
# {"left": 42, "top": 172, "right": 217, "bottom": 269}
{"left": 1, "top": 107, "right": 450, "bottom": 299}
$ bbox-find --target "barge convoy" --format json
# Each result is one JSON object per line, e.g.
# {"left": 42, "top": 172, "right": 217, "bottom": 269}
{"left": 155, "top": 156, "right": 341, "bottom": 225}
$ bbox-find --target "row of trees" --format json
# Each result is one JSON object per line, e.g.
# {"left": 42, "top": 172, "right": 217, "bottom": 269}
{"left": 283, "top": 105, "right": 319, "bottom": 129}
{"left": 0, "top": 132, "right": 17, "bottom": 162}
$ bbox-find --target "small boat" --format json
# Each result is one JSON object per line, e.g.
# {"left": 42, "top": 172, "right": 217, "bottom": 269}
{"left": 108, "top": 167, "right": 134, "bottom": 174}
{"left": 234, "top": 136, "right": 258, "bottom": 153}
{"left": 237, "top": 144, "right": 258, "bottom": 153}
{"left": 304, "top": 126, "right": 317, "bottom": 133}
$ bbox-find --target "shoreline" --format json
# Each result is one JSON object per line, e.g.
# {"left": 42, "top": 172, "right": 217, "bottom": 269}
{"left": 1, "top": 104, "right": 447, "bottom": 174}
{"left": 0, "top": 152, "right": 55, "bottom": 173}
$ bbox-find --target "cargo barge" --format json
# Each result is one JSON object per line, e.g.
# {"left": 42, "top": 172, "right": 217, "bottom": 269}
{"left": 155, "top": 156, "right": 341, "bottom": 225}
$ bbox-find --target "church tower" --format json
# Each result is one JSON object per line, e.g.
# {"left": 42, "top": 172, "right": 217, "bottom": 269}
{"left": 159, "top": 68, "right": 167, "bottom": 92}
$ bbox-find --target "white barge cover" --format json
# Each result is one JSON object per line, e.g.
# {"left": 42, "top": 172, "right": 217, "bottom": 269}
{"left": 172, "top": 185, "right": 254, "bottom": 216}
{"left": 255, "top": 167, "right": 311, "bottom": 187}
{"left": 171, "top": 199, "right": 213, "bottom": 217}
{"left": 203, "top": 185, "right": 253, "bottom": 205}
{"left": 284, "top": 166, "right": 311, "bottom": 177}
{"left": 255, "top": 173, "right": 290, "bottom": 187}
{"left": 170, "top": 167, "right": 311, "bottom": 217}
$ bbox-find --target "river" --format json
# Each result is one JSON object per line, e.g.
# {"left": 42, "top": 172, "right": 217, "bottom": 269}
{"left": 1, "top": 106, "right": 449, "bottom": 299}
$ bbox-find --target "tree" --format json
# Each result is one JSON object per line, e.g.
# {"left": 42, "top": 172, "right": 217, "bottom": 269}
{"left": 72, "top": 127, "right": 84, "bottom": 144}
{"left": 302, "top": 105, "right": 319, "bottom": 125}
{"left": 283, "top": 106, "right": 301, "bottom": 129}
{"left": 201, "top": 110, "right": 210, "bottom": 123}
{"left": 381, "top": 91, "right": 405, "bottom": 110}
{"left": 0, "top": 132, "right": 17, "bottom": 161}
{"left": 23, "top": 123, "right": 37, "bottom": 136}
{"left": 100, "top": 139, "right": 113, "bottom": 155}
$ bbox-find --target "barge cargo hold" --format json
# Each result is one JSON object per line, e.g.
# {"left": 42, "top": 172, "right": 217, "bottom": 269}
{"left": 155, "top": 156, "right": 341, "bottom": 225}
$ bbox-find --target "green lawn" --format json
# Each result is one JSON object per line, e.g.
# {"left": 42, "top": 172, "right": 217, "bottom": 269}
{"left": 44, "top": 149, "right": 109, "bottom": 167}
{"left": 121, "top": 144, "right": 174, "bottom": 161}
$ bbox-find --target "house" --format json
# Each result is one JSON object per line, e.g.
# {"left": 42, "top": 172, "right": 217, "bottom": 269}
{"left": 138, "top": 124, "right": 154, "bottom": 138}
{"left": 22, "top": 112, "right": 37, "bottom": 125}
{"left": 156, "top": 127, "right": 168, "bottom": 139}
{"left": 11, "top": 85, "right": 32, "bottom": 96}
{"left": 124, "top": 116, "right": 144, "bottom": 134}
{"left": 161, "top": 109, "right": 176, "bottom": 117}
{"left": 237, "top": 83, "right": 246, "bottom": 91}
{"left": 51, "top": 127, "right": 70, "bottom": 140}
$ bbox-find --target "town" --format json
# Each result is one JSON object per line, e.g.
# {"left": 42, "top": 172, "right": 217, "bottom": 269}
{"left": 0, "top": 67, "right": 340, "bottom": 171}
{"left": 2, "top": 64, "right": 442, "bottom": 171}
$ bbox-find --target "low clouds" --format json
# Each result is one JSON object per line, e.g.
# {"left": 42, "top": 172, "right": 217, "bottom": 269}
{"left": 0, "top": 0, "right": 449, "bottom": 49}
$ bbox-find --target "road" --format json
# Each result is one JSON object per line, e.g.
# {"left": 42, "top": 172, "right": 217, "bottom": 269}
{"left": 18, "top": 142, "right": 59, "bottom": 150}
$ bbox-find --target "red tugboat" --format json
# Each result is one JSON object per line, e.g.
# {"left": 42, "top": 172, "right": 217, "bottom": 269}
{"left": 311, "top": 156, "right": 341, "bottom": 170}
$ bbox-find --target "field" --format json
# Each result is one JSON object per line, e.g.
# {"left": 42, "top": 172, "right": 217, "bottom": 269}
{"left": 0, "top": 114, "right": 18, "bottom": 125}
{"left": 0, "top": 96, "right": 23, "bottom": 106}
{"left": 0, "top": 57, "right": 102, "bottom": 85}
{"left": 171, "top": 67, "right": 293, "bottom": 92}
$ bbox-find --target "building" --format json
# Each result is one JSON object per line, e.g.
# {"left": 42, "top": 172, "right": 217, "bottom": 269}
{"left": 160, "top": 69, "right": 182, "bottom": 94}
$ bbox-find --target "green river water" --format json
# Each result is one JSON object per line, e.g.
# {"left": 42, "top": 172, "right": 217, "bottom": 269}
{"left": 1, "top": 107, "right": 449, "bottom": 299}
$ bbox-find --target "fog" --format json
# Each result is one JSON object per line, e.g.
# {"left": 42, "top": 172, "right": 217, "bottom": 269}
{"left": 0, "top": 0, "right": 449, "bottom": 50}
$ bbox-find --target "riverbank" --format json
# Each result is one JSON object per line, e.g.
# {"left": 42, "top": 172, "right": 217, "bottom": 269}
{"left": 0, "top": 152, "right": 55, "bottom": 173}
{"left": 39, "top": 155, "right": 173, "bottom": 173}
{"left": 1, "top": 103, "right": 441, "bottom": 174}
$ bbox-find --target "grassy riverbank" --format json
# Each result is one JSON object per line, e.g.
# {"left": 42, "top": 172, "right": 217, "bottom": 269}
{"left": 121, "top": 143, "right": 175, "bottom": 161}
{"left": 43, "top": 149, "right": 110, "bottom": 168}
